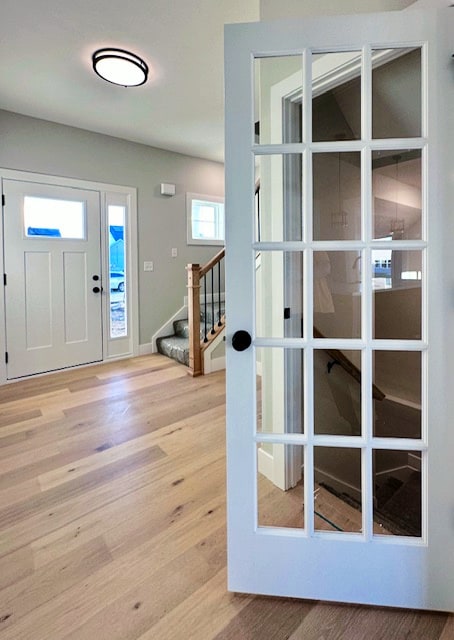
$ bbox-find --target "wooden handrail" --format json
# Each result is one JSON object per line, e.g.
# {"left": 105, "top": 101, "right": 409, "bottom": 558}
{"left": 187, "top": 250, "right": 382, "bottom": 399}
{"left": 187, "top": 248, "right": 225, "bottom": 377}
{"left": 200, "top": 248, "right": 225, "bottom": 278}
{"left": 314, "top": 326, "right": 385, "bottom": 401}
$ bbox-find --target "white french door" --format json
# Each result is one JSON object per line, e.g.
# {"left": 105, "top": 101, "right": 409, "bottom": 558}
{"left": 3, "top": 180, "right": 103, "bottom": 378}
{"left": 225, "top": 8, "right": 454, "bottom": 610}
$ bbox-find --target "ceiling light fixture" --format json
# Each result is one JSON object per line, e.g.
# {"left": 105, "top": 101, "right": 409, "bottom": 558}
{"left": 92, "top": 48, "right": 148, "bottom": 87}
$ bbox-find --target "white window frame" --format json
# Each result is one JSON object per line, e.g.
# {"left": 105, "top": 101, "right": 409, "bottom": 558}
{"left": 186, "top": 192, "right": 225, "bottom": 246}
{"left": 103, "top": 191, "right": 136, "bottom": 359}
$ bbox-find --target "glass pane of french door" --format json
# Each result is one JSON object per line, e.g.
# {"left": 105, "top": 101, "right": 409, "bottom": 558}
{"left": 254, "top": 43, "right": 426, "bottom": 541}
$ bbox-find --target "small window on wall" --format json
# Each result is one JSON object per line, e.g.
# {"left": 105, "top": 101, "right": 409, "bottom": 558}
{"left": 186, "top": 193, "right": 224, "bottom": 245}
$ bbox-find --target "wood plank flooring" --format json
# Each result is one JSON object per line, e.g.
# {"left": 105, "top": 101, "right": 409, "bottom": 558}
{"left": 0, "top": 354, "right": 452, "bottom": 639}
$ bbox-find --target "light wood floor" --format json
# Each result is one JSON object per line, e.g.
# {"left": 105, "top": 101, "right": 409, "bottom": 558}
{"left": 0, "top": 355, "right": 452, "bottom": 640}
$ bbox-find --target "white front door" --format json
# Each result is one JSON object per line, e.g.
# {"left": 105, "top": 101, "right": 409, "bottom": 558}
{"left": 3, "top": 179, "right": 103, "bottom": 378}
{"left": 225, "top": 8, "right": 454, "bottom": 610}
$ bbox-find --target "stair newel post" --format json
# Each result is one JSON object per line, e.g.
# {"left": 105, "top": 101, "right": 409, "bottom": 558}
{"left": 187, "top": 263, "right": 203, "bottom": 377}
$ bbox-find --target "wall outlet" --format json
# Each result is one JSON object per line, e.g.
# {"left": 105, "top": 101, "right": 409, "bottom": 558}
{"left": 144, "top": 261, "right": 154, "bottom": 271}
{"left": 171, "top": 248, "right": 178, "bottom": 258}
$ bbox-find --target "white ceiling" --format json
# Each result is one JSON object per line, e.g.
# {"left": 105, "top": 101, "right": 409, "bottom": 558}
{"left": 0, "top": 0, "right": 260, "bottom": 163}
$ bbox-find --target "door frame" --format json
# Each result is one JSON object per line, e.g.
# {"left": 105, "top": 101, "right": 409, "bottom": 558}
{"left": 0, "top": 168, "right": 139, "bottom": 383}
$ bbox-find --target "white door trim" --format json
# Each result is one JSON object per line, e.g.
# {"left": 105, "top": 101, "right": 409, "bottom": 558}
{"left": 225, "top": 7, "right": 454, "bottom": 610}
{"left": 0, "top": 168, "right": 139, "bottom": 383}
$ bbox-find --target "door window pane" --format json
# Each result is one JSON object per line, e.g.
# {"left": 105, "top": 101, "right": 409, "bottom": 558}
{"left": 374, "top": 351, "right": 422, "bottom": 439}
{"left": 313, "top": 152, "right": 361, "bottom": 241}
{"left": 256, "top": 154, "right": 302, "bottom": 242}
{"left": 314, "top": 447, "right": 362, "bottom": 533}
{"left": 314, "top": 349, "right": 361, "bottom": 437}
{"left": 24, "top": 196, "right": 85, "bottom": 239}
{"left": 372, "top": 48, "right": 422, "bottom": 139}
{"left": 256, "top": 251, "right": 303, "bottom": 338}
{"left": 256, "top": 348, "right": 304, "bottom": 435}
{"left": 109, "top": 205, "right": 127, "bottom": 338}
{"left": 254, "top": 56, "right": 302, "bottom": 145}
{"left": 313, "top": 251, "right": 361, "bottom": 339}
{"left": 374, "top": 449, "right": 422, "bottom": 537}
{"left": 372, "top": 150, "right": 422, "bottom": 240}
{"left": 373, "top": 250, "right": 422, "bottom": 340}
{"left": 312, "top": 51, "right": 362, "bottom": 142}
{"left": 257, "top": 444, "right": 304, "bottom": 528}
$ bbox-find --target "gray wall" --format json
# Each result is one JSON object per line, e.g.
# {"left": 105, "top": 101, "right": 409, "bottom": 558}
{"left": 0, "top": 109, "right": 224, "bottom": 345}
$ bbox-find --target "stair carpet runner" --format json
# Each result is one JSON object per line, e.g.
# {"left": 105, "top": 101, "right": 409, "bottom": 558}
{"left": 157, "top": 303, "right": 225, "bottom": 367}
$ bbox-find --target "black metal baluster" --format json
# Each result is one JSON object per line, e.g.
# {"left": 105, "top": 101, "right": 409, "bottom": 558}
{"left": 217, "top": 260, "right": 222, "bottom": 326}
{"left": 203, "top": 274, "right": 208, "bottom": 342}
{"left": 211, "top": 268, "right": 215, "bottom": 334}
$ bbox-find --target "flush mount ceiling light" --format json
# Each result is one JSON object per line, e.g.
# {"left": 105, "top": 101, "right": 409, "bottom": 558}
{"left": 92, "top": 48, "right": 148, "bottom": 87}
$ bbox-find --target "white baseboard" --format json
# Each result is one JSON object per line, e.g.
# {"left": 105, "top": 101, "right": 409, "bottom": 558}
{"left": 139, "top": 342, "right": 153, "bottom": 355}
{"left": 374, "top": 464, "right": 408, "bottom": 479}
{"left": 257, "top": 445, "right": 274, "bottom": 484}
{"left": 408, "top": 453, "right": 422, "bottom": 472}
{"left": 314, "top": 467, "right": 362, "bottom": 503}
{"left": 385, "top": 394, "right": 421, "bottom": 411}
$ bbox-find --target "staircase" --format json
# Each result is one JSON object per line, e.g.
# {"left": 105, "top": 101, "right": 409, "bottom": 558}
{"left": 156, "top": 302, "right": 225, "bottom": 368}
{"left": 374, "top": 471, "right": 422, "bottom": 536}
{"left": 156, "top": 319, "right": 192, "bottom": 367}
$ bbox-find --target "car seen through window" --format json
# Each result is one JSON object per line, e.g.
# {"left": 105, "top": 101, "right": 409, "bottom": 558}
{"left": 110, "top": 271, "right": 125, "bottom": 292}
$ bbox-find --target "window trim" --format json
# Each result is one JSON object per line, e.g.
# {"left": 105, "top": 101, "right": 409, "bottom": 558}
{"left": 186, "top": 192, "right": 225, "bottom": 246}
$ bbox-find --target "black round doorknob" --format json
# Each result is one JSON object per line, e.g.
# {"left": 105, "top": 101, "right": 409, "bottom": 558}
{"left": 92, "top": 275, "right": 100, "bottom": 281}
{"left": 232, "top": 330, "right": 252, "bottom": 352}
{"left": 92, "top": 286, "right": 101, "bottom": 293}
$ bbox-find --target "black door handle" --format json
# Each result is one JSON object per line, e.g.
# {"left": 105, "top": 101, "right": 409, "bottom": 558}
{"left": 92, "top": 286, "right": 102, "bottom": 293}
{"left": 232, "top": 330, "right": 252, "bottom": 352}
{"left": 93, "top": 275, "right": 100, "bottom": 281}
